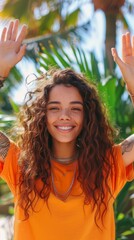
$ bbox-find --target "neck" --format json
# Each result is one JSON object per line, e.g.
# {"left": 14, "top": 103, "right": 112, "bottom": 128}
{"left": 52, "top": 141, "right": 76, "bottom": 159}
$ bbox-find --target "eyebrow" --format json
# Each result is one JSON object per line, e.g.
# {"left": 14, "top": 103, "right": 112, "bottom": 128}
{"left": 47, "top": 101, "right": 83, "bottom": 105}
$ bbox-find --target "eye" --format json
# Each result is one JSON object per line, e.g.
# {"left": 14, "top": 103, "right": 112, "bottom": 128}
{"left": 48, "top": 107, "right": 60, "bottom": 111}
{"left": 48, "top": 107, "right": 59, "bottom": 111}
{"left": 71, "top": 107, "right": 82, "bottom": 112}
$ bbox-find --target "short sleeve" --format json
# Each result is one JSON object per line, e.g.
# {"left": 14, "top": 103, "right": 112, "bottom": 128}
{"left": 111, "top": 145, "right": 134, "bottom": 197}
{"left": 0, "top": 141, "right": 20, "bottom": 196}
{"left": 0, "top": 161, "right": 3, "bottom": 172}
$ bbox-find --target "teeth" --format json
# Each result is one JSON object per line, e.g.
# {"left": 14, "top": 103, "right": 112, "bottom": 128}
{"left": 57, "top": 126, "right": 73, "bottom": 130}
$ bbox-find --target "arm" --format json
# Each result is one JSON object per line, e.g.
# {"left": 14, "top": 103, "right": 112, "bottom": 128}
{"left": 0, "top": 131, "right": 10, "bottom": 162}
{"left": 111, "top": 32, "right": 134, "bottom": 105}
{"left": 0, "top": 19, "right": 27, "bottom": 84}
{"left": 0, "top": 20, "right": 27, "bottom": 160}
{"left": 120, "top": 134, "right": 134, "bottom": 166}
{"left": 112, "top": 33, "right": 134, "bottom": 166}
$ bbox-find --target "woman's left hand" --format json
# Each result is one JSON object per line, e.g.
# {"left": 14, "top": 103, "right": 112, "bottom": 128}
{"left": 111, "top": 32, "right": 134, "bottom": 95}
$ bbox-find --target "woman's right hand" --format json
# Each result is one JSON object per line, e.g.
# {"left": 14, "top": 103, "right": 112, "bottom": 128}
{"left": 0, "top": 19, "right": 27, "bottom": 77}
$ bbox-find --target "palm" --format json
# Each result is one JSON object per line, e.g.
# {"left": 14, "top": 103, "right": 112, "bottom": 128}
{"left": 123, "top": 55, "right": 134, "bottom": 66}
{"left": 0, "top": 41, "right": 22, "bottom": 69}
{"left": 0, "top": 20, "right": 27, "bottom": 76}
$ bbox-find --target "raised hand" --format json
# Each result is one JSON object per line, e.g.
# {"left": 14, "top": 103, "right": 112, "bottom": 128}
{"left": 111, "top": 32, "right": 134, "bottom": 96}
{"left": 0, "top": 19, "right": 27, "bottom": 77}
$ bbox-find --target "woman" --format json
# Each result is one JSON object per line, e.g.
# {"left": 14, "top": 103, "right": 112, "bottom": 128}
{"left": 0, "top": 20, "right": 134, "bottom": 240}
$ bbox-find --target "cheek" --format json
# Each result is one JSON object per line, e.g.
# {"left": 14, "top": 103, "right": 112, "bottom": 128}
{"left": 46, "top": 113, "right": 57, "bottom": 135}
{"left": 46, "top": 112, "right": 55, "bottom": 124}
{"left": 77, "top": 112, "right": 84, "bottom": 123}
{"left": 74, "top": 113, "right": 84, "bottom": 129}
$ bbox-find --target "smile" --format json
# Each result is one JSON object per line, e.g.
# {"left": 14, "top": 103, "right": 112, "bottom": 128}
{"left": 55, "top": 126, "right": 74, "bottom": 131}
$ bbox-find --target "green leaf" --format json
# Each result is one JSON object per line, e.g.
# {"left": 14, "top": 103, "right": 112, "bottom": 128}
{"left": 81, "top": 49, "right": 92, "bottom": 79}
{"left": 39, "top": 50, "right": 58, "bottom": 68}
{"left": 65, "top": 8, "right": 81, "bottom": 28}
{"left": 90, "top": 52, "right": 101, "bottom": 81}
{"left": 117, "top": 11, "right": 130, "bottom": 30}
{"left": 98, "top": 76, "right": 116, "bottom": 124}
{"left": 3, "top": 0, "right": 31, "bottom": 20}
{"left": 122, "top": 229, "right": 134, "bottom": 236}
{"left": 8, "top": 98, "right": 20, "bottom": 113}
{"left": 50, "top": 45, "right": 71, "bottom": 68}
{"left": 39, "top": 10, "right": 59, "bottom": 33}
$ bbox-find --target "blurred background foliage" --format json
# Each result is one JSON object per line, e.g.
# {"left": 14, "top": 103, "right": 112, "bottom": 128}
{"left": 0, "top": 0, "right": 134, "bottom": 239}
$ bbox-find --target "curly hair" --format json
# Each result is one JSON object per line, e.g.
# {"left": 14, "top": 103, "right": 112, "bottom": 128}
{"left": 17, "top": 68, "right": 116, "bottom": 225}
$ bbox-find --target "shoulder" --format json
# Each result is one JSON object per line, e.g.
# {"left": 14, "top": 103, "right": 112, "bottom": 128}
{"left": 111, "top": 144, "right": 134, "bottom": 182}
{"left": 0, "top": 131, "right": 10, "bottom": 161}
{"left": 119, "top": 134, "right": 134, "bottom": 166}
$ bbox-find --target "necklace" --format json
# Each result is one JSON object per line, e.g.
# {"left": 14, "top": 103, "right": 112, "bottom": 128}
{"left": 51, "top": 161, "right": 77, "bottom": 201}
{"left": 51, "top": 152, "right": 79, "bottom": 165}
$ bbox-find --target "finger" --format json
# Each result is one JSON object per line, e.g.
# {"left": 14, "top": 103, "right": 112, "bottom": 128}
{"left": 122, "top": 34, "right": 127, "bottom": 60}
{"left": 122, "top": 32, "right": 132, "bottom": 60}
{"left": 16, "top": 44, "right": 27, "bottom": 62}
{"left": 11, "top": 19, "right": 19, "bottom": 41}
{"left": 111, "top": 48, "right": 118, "bottom": 61}
{"left": 132, "top": 36, "right": 134, "bottom": 56}
{"left": 16, "top": 24, "right": 28, "bottom": 46}
{"left": 1, "top": 27, "right": 7, "bottom": 41}
{"left": 111, "top": 48, "right": 125, "bottom": 70}
{"left": 6, "top": 21, "right": 14, "bottom": 40}
{"left": 126, "top": 32, "right": 132, "bottom": 55}
{"left": 111, "top": 48, "right": 128, "bottom": 85}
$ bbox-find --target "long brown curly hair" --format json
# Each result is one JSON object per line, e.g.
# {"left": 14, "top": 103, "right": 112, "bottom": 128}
{"left": 17, "top": 68, "right": 117, "bottom": 225}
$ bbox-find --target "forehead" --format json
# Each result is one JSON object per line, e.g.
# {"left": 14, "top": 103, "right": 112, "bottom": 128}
{"left": 48, "top": 84, "right": 83, "bottom": 102}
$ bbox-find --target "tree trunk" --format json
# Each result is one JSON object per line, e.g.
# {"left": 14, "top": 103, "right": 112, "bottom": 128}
{"left": 92, "top": 0, "right": 125, "bottom": 73}
{"left": 105, "top": 12, "right": 117, "bottom": 74}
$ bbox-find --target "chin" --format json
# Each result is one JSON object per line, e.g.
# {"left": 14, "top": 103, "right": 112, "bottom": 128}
{"left": 54, "top": 138, "right": 76, "bottom": 144}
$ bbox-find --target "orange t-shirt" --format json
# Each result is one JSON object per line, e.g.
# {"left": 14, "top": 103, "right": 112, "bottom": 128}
{"left": 0, "top": 142, "right": 134, "bottom": 240}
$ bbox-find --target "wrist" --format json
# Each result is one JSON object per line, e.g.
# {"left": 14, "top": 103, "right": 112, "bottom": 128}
{"left": 0, "top": 69, "right": 10, "bottom": 78}
{"left": 0, "top": 79, "right": 5, "bottom": 88}
{"left": 0, "top": 76, "right": 7, "bottom": 80}
{"left": 128, "top": 91, "right": 134, "bottom": 107}
{"left": 128, "top": 91, "right": 134, "bottom": 97}
{"left": 0, "top": 75, "right": 8, "bottom": 89}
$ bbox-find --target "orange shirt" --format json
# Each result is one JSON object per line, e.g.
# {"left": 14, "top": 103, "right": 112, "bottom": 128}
{"left": 0, "top": 142, "right": 134, "bottom": 240}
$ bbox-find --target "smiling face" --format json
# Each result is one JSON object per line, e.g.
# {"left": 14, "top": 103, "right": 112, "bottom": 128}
{"left": 46, "top": 84, "right": 84, "bottom": 147}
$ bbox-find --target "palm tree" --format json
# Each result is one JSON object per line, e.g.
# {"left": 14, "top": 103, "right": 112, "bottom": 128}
{"left": 1, "top": 0, "right": 134, "bottom": 73}
{"left": 0, "top": 0, "right": 133, "bottom": 112}
{"left": 1, "top": 0, "right": 81, "bottom": 37}
{"left": 92, "top": 0, "right": 125, "bottom": 73}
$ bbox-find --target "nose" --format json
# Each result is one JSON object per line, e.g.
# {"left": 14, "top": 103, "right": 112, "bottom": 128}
{"left": 59, "top": 108, "right": 71, "bottom": 120}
